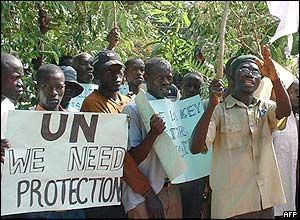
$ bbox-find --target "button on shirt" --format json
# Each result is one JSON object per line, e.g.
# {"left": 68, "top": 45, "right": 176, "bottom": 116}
{"left": 205, "top": 95, "right": 286, "bottom": 219}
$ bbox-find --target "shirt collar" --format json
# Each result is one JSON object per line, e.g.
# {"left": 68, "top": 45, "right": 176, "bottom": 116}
{"left": 224, "top": 95, "right": 260, "bottom": 109}
{"left": 145, "top": 92, "right": 167, "bottom": 101}
{"left": 36, "top": 104, "right": 66, "bottom": 112}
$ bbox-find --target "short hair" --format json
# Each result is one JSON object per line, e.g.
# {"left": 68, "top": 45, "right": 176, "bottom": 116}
{"left": 125, "top": 58, "right": 144, "bottom": 68}
{"left": 72, "top": 52, "right": 92, "bottom": 69}
{"left": 59, "top": 55, "right": 73, "bottom": 66}
{"left": 182, "top": 72, "right": 204, "bottom": 84}
{"left": 36, "top": 64, "right": 64, "bottom": 85}
{"left": 1, "top": 52, "right": 21, "bottom": 73}
{"left": 145, "top": 57, "right": 171, "bottom": 76}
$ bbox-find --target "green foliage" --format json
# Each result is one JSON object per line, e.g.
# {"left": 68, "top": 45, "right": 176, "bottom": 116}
{"left": 1, "top": 1, "right": 299, "bottom": 108}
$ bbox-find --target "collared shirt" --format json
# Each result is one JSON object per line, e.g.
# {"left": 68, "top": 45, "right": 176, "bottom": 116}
{"left": 273, "top": 114, "right": 298, "bottom": 216}
{"left": 121, "top": 92, "right": 168, "bottom": 212}
{"left": 205, "top": 95, "right": 286, "bottom": 219}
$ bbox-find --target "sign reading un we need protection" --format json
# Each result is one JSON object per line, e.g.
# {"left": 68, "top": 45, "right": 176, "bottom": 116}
{"left": 149, "top": 95, "right": 212, "bottom": 184}
{"left": 1, "top": 110, "right": 128, "bottom": 216}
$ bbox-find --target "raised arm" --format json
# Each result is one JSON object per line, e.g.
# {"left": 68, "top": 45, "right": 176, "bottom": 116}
{"left": 129, "top": 114, "right": 165, "bottom": 164}
{"left": 106, "top": 28, "right": 120, "bottom": 51}
{"left": 256, "top": 45, "right": 291, "bottom": 119}
{"left": 190, "top": 78, "right": 224, "bottom": 154}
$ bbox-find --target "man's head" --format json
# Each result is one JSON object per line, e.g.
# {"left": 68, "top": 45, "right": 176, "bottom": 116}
{"left": 93, "top": 50, "right": 125, "bottom": 92}
{"left": 1, "top": 52, "right": 24, "bottom": 101}
{"left": 230, "top": 55, "right": 262, "bottom": 96}
{"left": 287, "top": 78, "right": 299, "bottom": 114}
{"left": 59, "top": 66, "right": 83, "bottom": 108}
{"left": 181, "top": 72, "right": 204, "bottom": 99}
{"left": 36, "top": 64, "right": 65, "bottom": 110}
{"left": 124, "top": 58, "right": 145, "bottom": 86}
{"left": 144, "top": 57, "right": 173, "bottom": 99}
{"left": 59, "top": 55, "right": 73, "bottom": 67}
{"left": 72, "top": 52, "right": 94, "bottom": 83}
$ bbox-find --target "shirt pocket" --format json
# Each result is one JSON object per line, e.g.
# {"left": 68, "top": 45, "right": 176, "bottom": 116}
{"left": 220, "top": 123, "right": 242, "bottom": 149}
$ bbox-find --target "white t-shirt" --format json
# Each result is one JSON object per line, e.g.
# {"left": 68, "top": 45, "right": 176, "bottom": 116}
{"left": 1, "top": 98, "right": 15, "bottom": 139}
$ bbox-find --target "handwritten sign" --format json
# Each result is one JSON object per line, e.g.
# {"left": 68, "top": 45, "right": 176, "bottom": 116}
{"left": 1, "top": 110, "right": 128, "bottom": 216}
{"left": 135, "top": 92, "right": 188, "bottom": 181}
{"left": 66, "top": 83, "right": 98, "bottom": 111}
{"left": 149, "top": 95, "right": 212, "bottom": 184}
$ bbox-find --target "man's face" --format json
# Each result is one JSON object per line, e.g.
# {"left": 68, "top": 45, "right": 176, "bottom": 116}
{"left": 75, "top": 54, "right": 94, "bottom": 84}
{"left": 125, "top": 60, "right": 145, "bottom": 86}
{"left": 145, "top": 67, "right": 173, "bottom": 99}
{"left": 288, "top": 80, "right": 299, "bottom": 113}
{"left": 60, "top": 82, "right": 76, "bottom": 107}
{"left": 1, "top": 58, "right": 24, "bottom": 100}
{"left": 181, "top": 76, "right": 202, "bottom": 99}
{"left": 233, "top": 62, "right": 261, "bottom": 95}
{"left": 99, "top": 64, "right": 125, "bottom": 92}
{"left": 38, "top": 71, "right": 65, "bottom": 110}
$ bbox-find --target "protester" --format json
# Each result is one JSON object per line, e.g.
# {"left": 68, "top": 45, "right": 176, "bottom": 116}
{"left": 122, "top": 57, "right": 182, "bottom": 218}
{"left": 24, "top": 64, "right": 85, "bottom": 219}
{"left": 59, "top": 65, "right": 84, "bottom": 111}
{"left": 72, "top": 52, "right": 94, "bottom": 84}
{"left": 1, "top": 52, "right": 24, "bottom": 164}
{"left": 272, "top": 78, "right": 299, "bottom": 218}
{"left": 124, "top": 57, "right": 145, "bottom": 97}
{"left": 59, "top": 55, "right": 73, "bottom": 66}
{"left": 177, "top": 72, "right": 206, "bottom": 218}
{"left": 190, "top": 45, "right": 291, "bottom": 219}
{"left": 81, "top": 50, "right": 162, "bottom": 218}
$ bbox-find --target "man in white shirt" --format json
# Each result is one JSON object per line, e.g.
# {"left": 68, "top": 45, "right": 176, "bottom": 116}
{"left": 1, "top": 52, "right": 24, "bottom": 163}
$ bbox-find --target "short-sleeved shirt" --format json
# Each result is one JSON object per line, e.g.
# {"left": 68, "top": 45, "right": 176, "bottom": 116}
{"left": 80, "top": 90, "right": 152, "bottom": 196}
{"left": 81, "top": 90, "right": 130, "bottom": 113}
{"left": 121, "top": 92, "right": 167, "bottom": 212}
{"left": 205, "top": 95, "right": 286, "bottom": 219}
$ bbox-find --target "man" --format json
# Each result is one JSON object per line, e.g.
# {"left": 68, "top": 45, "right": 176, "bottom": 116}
{"left": 1, "top": 53, "right": 24, "bottom": 219}
{"left": 178, "top": 72, "right": 206, "bottom": 219}
{"left": 124, "top": 57, "right": 145, "bottom": 97}
{"left": 1, "top": 52, "right": 24, "bottom": 163}
{"left": 59, "top": 65, "right": 84, "bottom": 111}
{"left": 272, "top": 78, "right": 299, "bottom": 217}
{"left": 81, "top": 50, "right": 163, "bottom": 218}
{"left": 122, "top": 57, "right": 182, "bottom": 218}
{"left": 72, "top": 52, "right": 94, "bottom": 84}
{"left": 25, "top": 64, "right": 85, "bottom": 219}
{"left": 190, "top": 45, "right": 291, "bottom": 219}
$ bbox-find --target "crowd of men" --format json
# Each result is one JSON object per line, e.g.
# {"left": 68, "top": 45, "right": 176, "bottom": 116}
{"left": 1, "top": 27, "right": 299, "bottom": 219}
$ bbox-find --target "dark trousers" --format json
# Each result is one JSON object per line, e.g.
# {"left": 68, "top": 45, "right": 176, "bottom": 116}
{"left": 178, "top": 177, "right": 205, "bottom": 218}
{"left": 84, "top": 204, "right": 128, "bottom": 219}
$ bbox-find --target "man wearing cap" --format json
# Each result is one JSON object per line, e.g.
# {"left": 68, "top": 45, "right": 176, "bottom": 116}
{"left": 59, "top": 65, "right": 84, "bottom": 111}
{"left": 190, "top": 45, "right": 291, "bottom": 219}
{"left": 81, "top": 50, "right": 164, "bottom": 218}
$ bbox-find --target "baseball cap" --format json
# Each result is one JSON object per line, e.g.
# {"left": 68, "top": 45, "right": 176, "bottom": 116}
{"left": 93, "top": 50, "right": 125, "bottom": 72}
{"left": 59, "top": 65, "right": 84, "bottom": 97}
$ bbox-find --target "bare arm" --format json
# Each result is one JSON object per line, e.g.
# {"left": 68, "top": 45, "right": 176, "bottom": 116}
{"left": 190, "top": 78, "right": 224, "bottom": 154}
{"left": 256, "top": 45, "right": 291, "bottom": 119}
{"left": 129, "top": 114, "right": 165, "bottom": 164}
{"left": 106, "top": 28, "right": 119, "bottom": 50}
